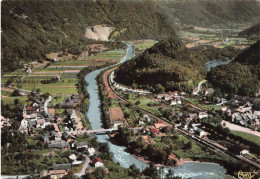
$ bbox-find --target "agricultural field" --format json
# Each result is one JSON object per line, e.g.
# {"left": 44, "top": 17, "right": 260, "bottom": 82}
{"left": 2, "top": 96, "right": 28, "bottom": 105}
{"left": 131, "top": 40, "right": 158, "bottom": 51}
{"left": 1, "top": 47, "right": 125, "bottom": 98}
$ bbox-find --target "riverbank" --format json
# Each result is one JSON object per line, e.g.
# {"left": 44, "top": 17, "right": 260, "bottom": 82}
{"left": 133, "top": 154, "right": 222, "bottom": 168}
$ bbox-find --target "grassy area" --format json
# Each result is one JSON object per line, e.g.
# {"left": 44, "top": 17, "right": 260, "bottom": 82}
{"left": 26, "top": 137, "right": 38, "bottom": 146}
{"left": 230, "top": 131, "right": 260, "bottom": 148}
{"left": 1, "top": 90, "right": 12, "bottom": 96}
{"left": 31, "top": 149, "right": 49, "bottom": 155}
{"left": 72, "top": 164, "right": 83, "bottom": 173}
{"left": 173, "top": 135, "right": 206, "bottom": 159}
{"left": 50, "top": 95, "right": 67, "bottom": 106}
{"left": 2, "top": 97, "right": 28, "bottom": 105}
{"left": 55, "top": 108, "right": 65, "bottom": 115}
{"left": 133, "top": 40, "right": 158, "bottom": 50}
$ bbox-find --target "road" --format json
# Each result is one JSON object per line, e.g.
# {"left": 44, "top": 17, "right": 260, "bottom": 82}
{"left": 44, "top": 95, "right": 52, "bottom": 117}
{"left": 221, "top": 120, "right": 260, "bottom": 137}
{"left": 103, "top": 69, "right": 260, "bottom": 170}
{"left": 193, "top": 80, "right": 207, "bottom": 94}
{"left": 75, "top": 154, "right": 90, "bottom": 177}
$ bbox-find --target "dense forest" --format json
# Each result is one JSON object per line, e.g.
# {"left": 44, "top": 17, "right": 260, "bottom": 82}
{"left": 115, "top": 37, "right": 238, "bottom": 92}
{"left": 207, "top": 41, "right": 260, "bottom": 96}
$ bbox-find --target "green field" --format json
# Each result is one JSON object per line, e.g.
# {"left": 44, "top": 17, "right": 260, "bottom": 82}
{"left": 133, "top": 40, "right": 158, "bottom": 50}
{"left": 2, "top": 97, "right": 28, "bottom": 105}
{"left": 173, "top": 135, "right": 208, "bottom": 159}
{"left": 230, "top": 131, "right": 260, "bottom": 148}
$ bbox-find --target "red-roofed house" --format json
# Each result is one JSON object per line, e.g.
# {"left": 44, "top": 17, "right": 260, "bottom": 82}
{"left": 151, "top": 127, "right": 160, "bottom": 135}
{"left": 92, "top": 158, "right": 104, "bottom": 168}
{"left": 154, "top": 122, "right": 167, "bottom": 129}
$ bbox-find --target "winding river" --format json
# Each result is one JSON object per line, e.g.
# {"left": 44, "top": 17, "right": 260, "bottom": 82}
{"left": 85, "top": 43, "right": 226, "bottom": 178}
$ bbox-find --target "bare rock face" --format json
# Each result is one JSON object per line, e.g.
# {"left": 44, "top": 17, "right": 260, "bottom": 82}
{"left": 85, "top": 25, "right": 114, "bottom": 41}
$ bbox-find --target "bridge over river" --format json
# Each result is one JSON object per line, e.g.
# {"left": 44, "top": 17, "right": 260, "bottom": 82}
{"left": 68, "top": 127, "right": 144, "bottom": 135}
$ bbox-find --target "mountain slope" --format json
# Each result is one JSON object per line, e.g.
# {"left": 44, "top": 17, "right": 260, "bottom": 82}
{"left": 207, "top": 41, "right": 260, "bottom": 96}
{"left": 2, "top": 0, "right": 260, "bottom": 73}
{"left": 1, "top": 0, "right": 176, "bottom": 73}
{"left": 238, "top": 23, "right": 260, "bottom": 38}
{"left": 115, "top": 37, "right": 238, "bottom": 92}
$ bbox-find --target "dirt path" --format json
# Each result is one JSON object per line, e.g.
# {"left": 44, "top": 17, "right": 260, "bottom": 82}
{"left": 1, "top": 87, "right": 15, "bottom": 92}
{"left": 103, "top": 67, "right": 118, "bottom": 98}
{"left": 222, "top": 120, "right": 260, "bottom": 137}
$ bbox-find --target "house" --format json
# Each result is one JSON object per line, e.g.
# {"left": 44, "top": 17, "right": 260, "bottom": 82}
{"left": 18, "top": 125, "right": 28, "bottom": 133}
{"left": 161, "top": 126, "right": 173, "bottom": 133}
{"left": 48, "top": 141, "right": 70, "bottom": 149}
{"left": 170, "top": 100, "right": 177, "bottom": 106}
{"left": 26, "top": 106, "right": 37, "bottom": 113}
{"left": 150, "top": 127, "right": 160, "bottom": 135}
{"left": 232, "top": 113, "right": 243, "bottom": 122}
{"left": 240, "top": 149, "right": 250, "bottom": 157}
{"left": 143, "top": 115, "right": 151, "bottom": 123}
{"left": 1, "top": 117, "right": 11, "bottom": 128}
{"left": 197, "top": 129, "right": 207, "bottom": 138}
{"left": 112, "top": 120, "right": 124, "bottom": 129}
{"left": 69, "top": 154, "right": 77, "bottom": 162}
{"left": 40, "top": 170, "right": 48, "bottom": 178}
{"left": 92, "top": 158, "right": 104, "bottom": 168}
{"left": 36, "top": 119, "right": 46, "bottom": 128}
{"left": 199, "top": 112, "right": 208, "bottom": 119}
{"left": 48, "top": 170, "right": 68, "bottom": 179}
{"left": 88, "top": 147, "right": 96, "bottom": 156}
{"left": 205, "top": 88, "right": 214, "bottom": 95}
{"left": 236, "top": 106, "right": 252, "bottom": 113}
{"left": 254, "top": 111, "right": 260, "bottom": 116}
{"left": 189, "top": 113, "right": 198, "bottom": 120}
{"left": 76, "top": 141, "right": 88, "bottom": 149}
{"left": 154, "top": 121, "right": 167, "bottom": 129}
{"left": 53, "top": 164, "right": 72, "bottom": 170}
{"left": 62, "top": 132, "right": 73, "bottom": 142}
{"left": 20, "top": 119, "right": 29, "bottom": 128}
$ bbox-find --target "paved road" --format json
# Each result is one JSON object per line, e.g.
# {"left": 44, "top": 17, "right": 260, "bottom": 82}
{"left": 75, "top": 154, "right": 90, "bottom": 177}
{"left": 44, "top": 95, "right": 52, "bottom": 117}
{"left": 193, "top": 80, "right": 207, "bottom": 94}
{"left": 222, "top": 120, "right": 260, "bottom": 137}
{"left": 104, "top": 68, "right": 260, "bottom": 169}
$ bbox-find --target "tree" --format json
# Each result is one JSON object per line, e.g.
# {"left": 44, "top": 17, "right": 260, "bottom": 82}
{"left": 36, "top": 88, "right": 41, "bottom": 94}
{"left": 186, "top": 141, "right": 192, "bottom": 149}
{"left": 14, "top": 98, "right": 19, "bottom": 105}
{"left": 155, "top": 84, "right": 165, "bottom": 94}
{"left": 143, "top": 162, "right": 159, "bottom": 178}
{"left": 129, "top": 164, "right": 140, "bottom": 177}
{"left": 12, "top": 89, "right": 20, "bottom": 96}
{"left": 166, "top": 169, "right": 174, "bottom": 179}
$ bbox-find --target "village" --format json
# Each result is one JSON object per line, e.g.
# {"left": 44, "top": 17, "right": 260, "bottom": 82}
{"left": 102, "top": 66, "right": 260, "bottom": 168}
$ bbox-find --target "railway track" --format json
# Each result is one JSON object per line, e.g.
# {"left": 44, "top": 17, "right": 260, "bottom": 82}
{"left": 104, "top": 69, "right": 260, "bottom": 170}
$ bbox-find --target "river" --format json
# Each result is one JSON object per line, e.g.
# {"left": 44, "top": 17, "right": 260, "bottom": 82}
{"left": 205, "top": 59, "right": 229, "bottom": 71}
{"left": 85, "top": 43, "right": 226, "bottom": 178}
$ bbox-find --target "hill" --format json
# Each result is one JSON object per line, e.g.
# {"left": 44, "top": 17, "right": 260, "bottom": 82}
{"left": 159, "top": 0, "right": 260, "bottom": 27}
{"left": 1, "top": 0, "right": 176, "bottom": 73}
{"left": 207, "top": 41, "right": 260, "bottom": 96}
{"left": 115, "top": 37, "right": 238, "bottom": 92}
{"left": 2, "top": 0, "right": 260, "bottom": 73}
{"left": 238, "top": 23, "right": 260, "bottom": 38}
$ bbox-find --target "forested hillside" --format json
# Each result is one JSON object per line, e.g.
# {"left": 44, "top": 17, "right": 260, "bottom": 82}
{"left": 238, "top": 23, "right": 260, "bottom": 38}
{"left": 207, "top": 41, "right": 260, "bottom": 96}
{"left": 1, "top": 0, "right": 176, "bottom": 73}
{"left": 2, "top": 0, "right": 260, "bottom": 73}
{"left": 115, "top": 37, "right": 238, "bottom": 92}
